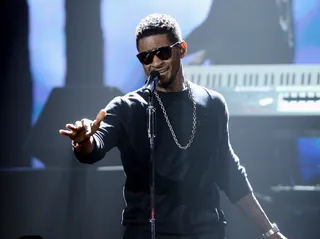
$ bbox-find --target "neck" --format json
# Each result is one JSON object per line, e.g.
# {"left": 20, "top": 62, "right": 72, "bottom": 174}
{"left": 156, "top": 68, "right": 185, "bottom": 93}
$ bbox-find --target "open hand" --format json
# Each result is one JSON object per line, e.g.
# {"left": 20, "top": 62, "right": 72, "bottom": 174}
{"left": 59, "top": 109, "right": 107, "bottom": 143}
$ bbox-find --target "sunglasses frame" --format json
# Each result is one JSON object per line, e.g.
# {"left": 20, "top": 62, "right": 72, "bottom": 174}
{"left": 136, "top": 41, "right": 181, "bottom": 65}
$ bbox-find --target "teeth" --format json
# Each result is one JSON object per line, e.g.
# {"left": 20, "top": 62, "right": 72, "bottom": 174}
{"left": 159, "top": 69, "right": 167, "bottom": 74}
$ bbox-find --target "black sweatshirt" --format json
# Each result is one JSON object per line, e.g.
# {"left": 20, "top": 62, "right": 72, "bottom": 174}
{"left": 74, "top": 81, "right": 253, "bottom": 235}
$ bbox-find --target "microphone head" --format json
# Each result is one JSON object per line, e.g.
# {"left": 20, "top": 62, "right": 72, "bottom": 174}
{"left": 149, "top": 70, "right": 160, "bottom": 79}
{"left": 143, "top": 70, "right": 160, "bottom": 93}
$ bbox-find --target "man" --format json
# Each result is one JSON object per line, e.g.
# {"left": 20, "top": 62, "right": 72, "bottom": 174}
{"left": 59, "top": 13, "right": 288, "bottom": 239}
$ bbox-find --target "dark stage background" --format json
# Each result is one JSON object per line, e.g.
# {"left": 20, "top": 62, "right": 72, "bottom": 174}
{"left": 1, "top": 0, "right": 320, "bottom": 238}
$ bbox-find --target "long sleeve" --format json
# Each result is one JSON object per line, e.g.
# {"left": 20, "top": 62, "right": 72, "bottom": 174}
{"left": 214, "top": 95, "right": 253, "bottom": 203}
{"left": 74, "top": 96, "right": 124, "bottom": 164}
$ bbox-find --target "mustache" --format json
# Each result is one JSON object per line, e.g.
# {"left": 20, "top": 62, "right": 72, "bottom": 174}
{"left": 153, "top": 68, "right": 168, "bottom": 74}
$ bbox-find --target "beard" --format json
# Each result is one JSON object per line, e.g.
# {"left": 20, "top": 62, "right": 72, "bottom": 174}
{"left": 157, "top": 75, "right": 175, "bottom": 89}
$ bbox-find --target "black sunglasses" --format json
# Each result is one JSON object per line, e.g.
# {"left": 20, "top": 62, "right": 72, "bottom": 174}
{"left": 136, "top": 42, "right": 181, "bottom": 65}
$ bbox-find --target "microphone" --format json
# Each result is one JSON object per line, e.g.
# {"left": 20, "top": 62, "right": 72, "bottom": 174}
{"left": 143, "top": 71, "right": 160, "bottom": 94}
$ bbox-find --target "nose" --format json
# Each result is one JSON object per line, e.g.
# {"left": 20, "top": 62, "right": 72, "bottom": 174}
{"left": 151, "top": 54, "right": 163, "bottom": 67}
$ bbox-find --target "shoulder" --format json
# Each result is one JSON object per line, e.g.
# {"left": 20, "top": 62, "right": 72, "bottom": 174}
{"left": 104, "top": 88, "right": 148, "bottom": 112}
{"left": 189, "top": 81, "right": 227, "bottom": 111}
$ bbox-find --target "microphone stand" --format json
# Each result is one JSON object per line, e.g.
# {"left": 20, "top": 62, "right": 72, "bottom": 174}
{"left": 144, "top": 81, "right": 157, "bottom": 239}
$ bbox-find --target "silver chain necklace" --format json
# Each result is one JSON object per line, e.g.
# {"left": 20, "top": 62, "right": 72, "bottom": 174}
{"left": 154, "top": 80, "right": 197, "bottom": 150}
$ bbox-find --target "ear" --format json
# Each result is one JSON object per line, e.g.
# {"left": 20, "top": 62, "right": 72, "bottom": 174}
{"left": 179, "top": 41, "right": 187, "bottom": 58}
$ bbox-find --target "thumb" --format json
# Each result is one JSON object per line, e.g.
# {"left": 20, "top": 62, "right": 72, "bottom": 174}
{"left": 92, "top": 109, "right": 107, "bottom": 129}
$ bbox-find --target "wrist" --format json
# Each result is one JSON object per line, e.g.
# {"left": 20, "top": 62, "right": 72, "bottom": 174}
{"left": 72, "top": 137, "right": 94, "bottom": 154}
{"left": 262, "top": 223, "right": 280, "bottom": 238}
{"left": 72, "top": 137, "right": 91, "bottom": 147}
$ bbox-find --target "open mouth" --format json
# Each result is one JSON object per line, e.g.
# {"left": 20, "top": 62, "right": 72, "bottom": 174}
{"left": 159, "top": 68, "right": 168, "bottom": 75}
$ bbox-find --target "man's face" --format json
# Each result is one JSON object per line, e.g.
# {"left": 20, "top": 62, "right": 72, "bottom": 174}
{"left": 137, "top": 34, "right": 181, "bottom": 88}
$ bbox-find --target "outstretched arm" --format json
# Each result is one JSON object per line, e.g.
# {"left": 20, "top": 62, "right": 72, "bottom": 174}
{"left": 60, "top": 96, "right": 124, "bottom": 164}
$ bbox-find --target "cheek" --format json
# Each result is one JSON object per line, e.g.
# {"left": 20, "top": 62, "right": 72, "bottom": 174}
{"left": 163, "top": 61, "right": 173, "bottom": 75}
{"left": 168, "top": 58, "right": 179, "bottom": 72}
{"left": 142, "top": 66, "right": 149, "bottom": 75}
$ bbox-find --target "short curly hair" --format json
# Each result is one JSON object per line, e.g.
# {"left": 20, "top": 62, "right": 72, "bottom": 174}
{"left": 135, "top": 13, "right": 182, "bottom": 50}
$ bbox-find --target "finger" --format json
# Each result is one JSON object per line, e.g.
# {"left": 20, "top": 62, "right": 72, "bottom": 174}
{"left": 66, "top": 123, "right": 76, "bottom": 130}
{"left": 81, "top": 119, "right": 92, "bottom": 135}
{"left": 75, "top": 120, "right": 83, "bottom": 130}
{"left": 59, "top": 129, "right": 73, "bottom": 136}
{"left": 92, "top": 109, "right": 107, "bottom": 128}
{"left": 81, "top": 119, "right": 85, "bottom": 129}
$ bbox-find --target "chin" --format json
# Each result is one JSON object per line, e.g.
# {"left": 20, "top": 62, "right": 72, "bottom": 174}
{"left": 158, "top": 76, "right": 174, "bottom": 88}
{"left": 159, "top": 75, "right": 169, "bottom": 83}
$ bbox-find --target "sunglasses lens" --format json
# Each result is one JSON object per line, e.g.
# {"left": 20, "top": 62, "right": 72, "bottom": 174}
{"left": 156, "top": 47, "right": 171, "bottom": 60}
{"left": 137, "top": 52, "right": 153, "bottom": 65}
{"left": 143, "top": 53, "right": 154, "bottom": 65}
{"left": 137, "top": 46, "right": 173, "bottom": 65}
